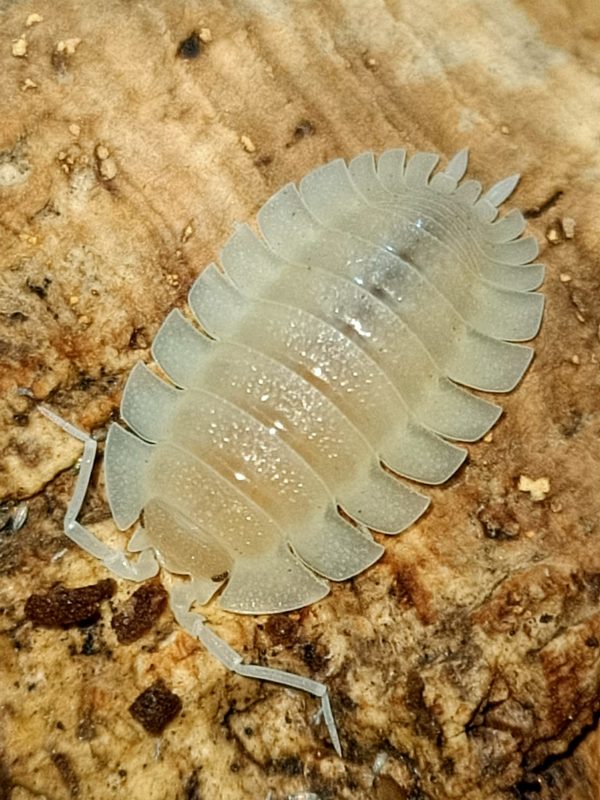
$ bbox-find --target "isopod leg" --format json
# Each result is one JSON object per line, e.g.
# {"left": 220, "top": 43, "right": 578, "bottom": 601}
{"left": 236, "top": 662, "right": 340, "bottom": 757}
{"left": 170, "top": 582, "right": 342, "bottom": 757}
{"left": 38, "top": 405, "right": 159, "bottom": 581}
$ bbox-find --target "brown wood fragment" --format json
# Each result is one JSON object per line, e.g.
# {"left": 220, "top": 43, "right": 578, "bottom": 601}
{"left": 110, "top": 581, "right": 168, "bottom": 644}
{"left": 24, "top": 579, "right": 116, "bottom": 626}
{"left": 129, "top": 679, "right": 182, "bottom": 735}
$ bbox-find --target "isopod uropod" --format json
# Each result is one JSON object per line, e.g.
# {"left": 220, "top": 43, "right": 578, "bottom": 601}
{"left": 41, "top": 147, "right": 544, "bottom": 755}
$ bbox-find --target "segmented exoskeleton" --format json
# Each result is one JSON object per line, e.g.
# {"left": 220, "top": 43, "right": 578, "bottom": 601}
{"left": 42, "top": 148, "right": 544, "bottom": 754}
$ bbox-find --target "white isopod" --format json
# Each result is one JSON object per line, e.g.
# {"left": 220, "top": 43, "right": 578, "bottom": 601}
{"left": 41, "top": 148, "right": 544, "bottom": 755}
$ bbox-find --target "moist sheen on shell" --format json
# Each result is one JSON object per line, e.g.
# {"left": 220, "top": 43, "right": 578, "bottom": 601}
{"left": 103, "top": 149, "right": 544, "bottom": 615}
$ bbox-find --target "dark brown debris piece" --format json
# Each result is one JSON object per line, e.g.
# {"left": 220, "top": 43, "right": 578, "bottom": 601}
{"left": 50, "top": 751, "right": 80, "bottom": 798}
{"left": 293, "top": 119, "right": 316, "bottom": 139}
{"left": 129, "top": 678, "right": 182, "bottom": 735}
{"left": 177, "top": 32, "right": 201, "bottom": 59}
{"left": 286, "top": 119, "right": 316, "bottom": 148}
{"left": 24, "top": 579, "right": 116, "bottom": 626}
{"left": 110, "top": 580, "right": 168, "bottom": 644}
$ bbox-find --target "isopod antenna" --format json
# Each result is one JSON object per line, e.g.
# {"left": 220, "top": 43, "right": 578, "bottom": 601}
{"left": 38, "top": 405, "right": 159, "bottom": 580}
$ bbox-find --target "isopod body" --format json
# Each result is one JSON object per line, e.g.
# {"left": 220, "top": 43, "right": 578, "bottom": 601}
{"left": 101, "top": 148, "right": 544, "bottom": 616}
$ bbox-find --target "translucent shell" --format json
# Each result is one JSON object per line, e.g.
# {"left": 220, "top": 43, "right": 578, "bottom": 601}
{"left": 104, "top": 149, "right": 544, "bottom": 615}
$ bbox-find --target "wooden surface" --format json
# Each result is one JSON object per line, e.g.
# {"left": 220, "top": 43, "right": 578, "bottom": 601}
{"left": 1, "top": 1, "right": 599, "bottom": 798}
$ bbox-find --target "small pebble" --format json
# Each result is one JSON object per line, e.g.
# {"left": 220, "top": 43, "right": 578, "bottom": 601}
{"left": 18, "top": 233, "right": 37, "bottom": 244}
{"left": 372, "top": 751, "right": 388, "bottom": 775}
{"left": 561, "top": 217, "right": 576, "bottom": 239}
{"left": 12, "top": 36, "right": 27, "bottom": 57}
{"left": 99, "top": 157, "right": 117, "bottom": 180}
{"left": 518, "top": 475, "right": 550, "bottom": 502}
{"left": 240, "top": 135, "right": 256, "bottom": 153}
{"left": 56, "top": 38, "right": 81, "bottom": 55}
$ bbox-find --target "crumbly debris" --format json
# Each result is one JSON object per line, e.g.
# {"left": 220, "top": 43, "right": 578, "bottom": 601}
{"left": 110, "top": 581, "right": 168, "bottom": 644}
{"left": 12, "top": 36, "right": 27, "bottom": 57}
{"left": 25, "top": 13, "right": 43, "bottom": 26}
{"left": 99, "top": 157, "right": 117, "bottom": 180}
{"left": 240, "top": 134, "right": 256, "bottom": 153}
{"left": 165, "top": 272, "right": 180, "bottom": 287}
{"left": 56, "top": 38, "right": 81, "bottom": 55}
{"left": 518, "top": 475, "right": 550, "bottom": 502}
{"left": 561, "top": 216, "right": 576, "bottom": 239}
{"left": 50, "top": 751, "right": 79, "bottom": 797}
{"left": 94, "top": 143, "right": 118, "bottom": 178}
{"left": 177, "top": 32, "right": 201, "bottom": 59}
{"left": 546, "top": 224, "right": 561, "bottom": 244}
{"left": 292, "top": 119, "right": 316, "bottom": 141}
{"left": 25, "top": 579, "right": 116, "bottom": 626}
{"left": 129, "top": 679, "right": 182, "bottom": 734}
